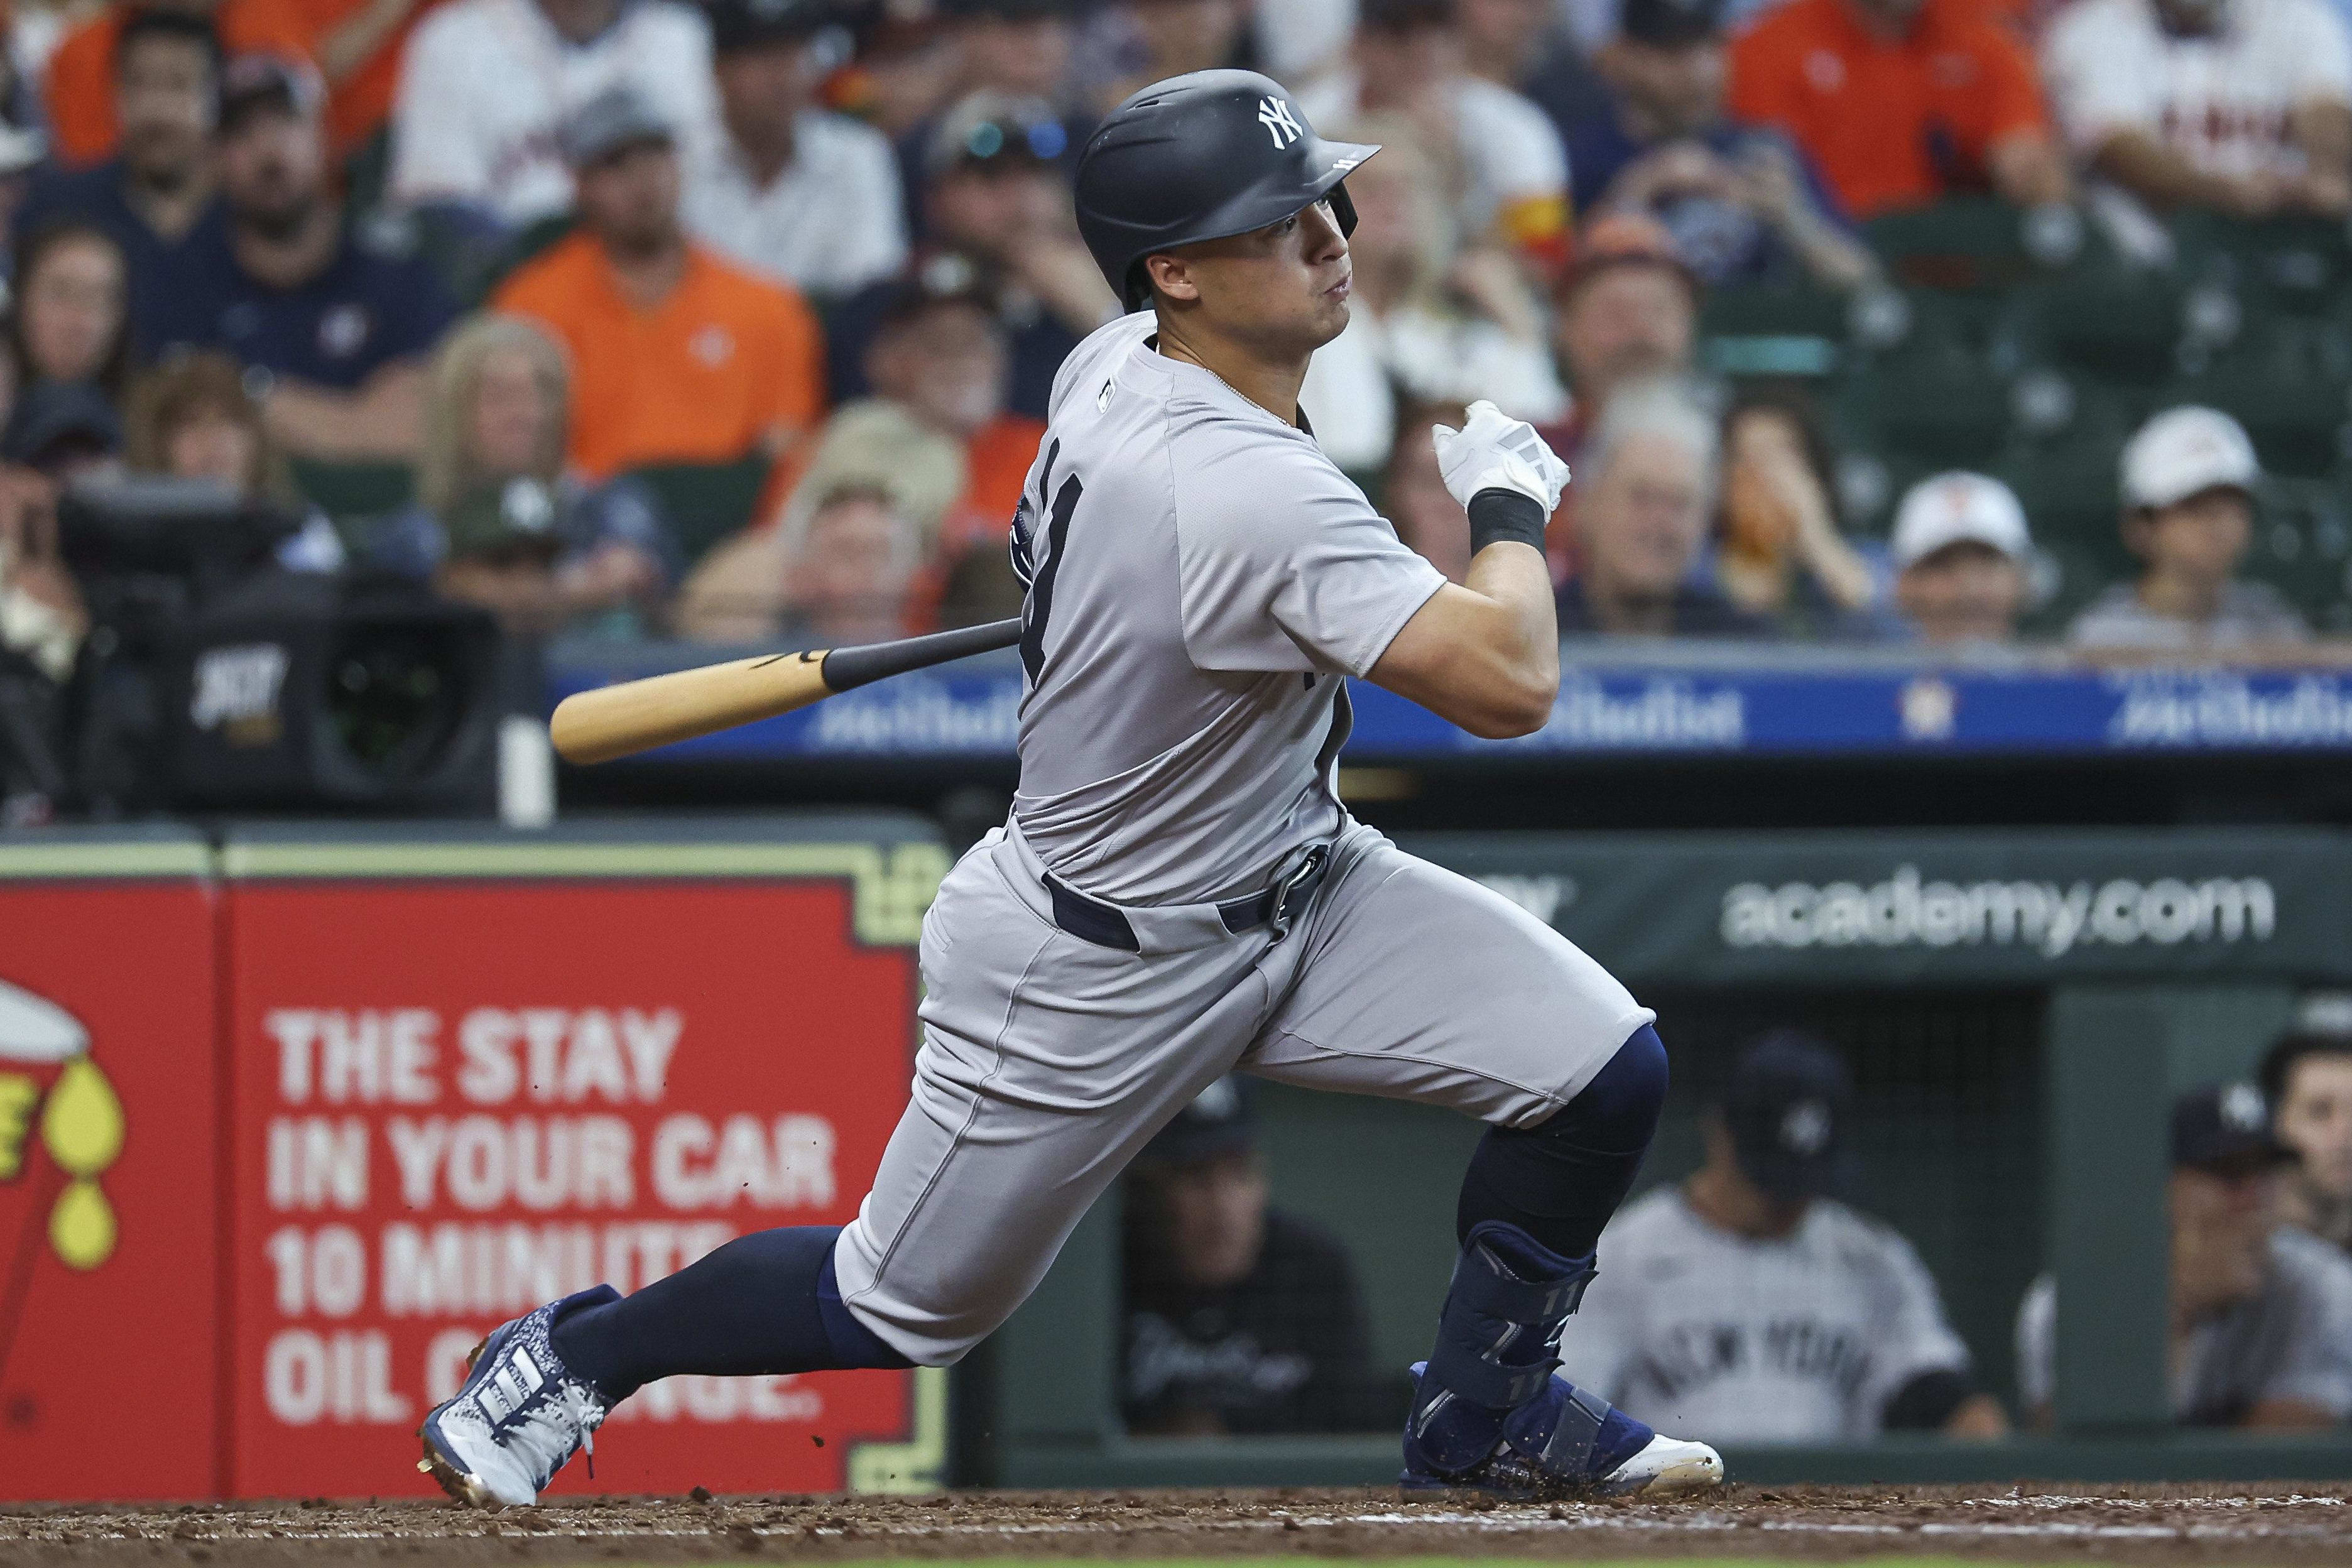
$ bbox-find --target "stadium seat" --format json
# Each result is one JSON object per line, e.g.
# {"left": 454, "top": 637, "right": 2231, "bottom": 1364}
{"left": 627, "top": 454, "right": 775, "bottom": 568}
{"left": 1833, "top": 350, "right": 2014, "bottom": 470}
{"left": 2007, "top": 265, "right": 2187, "bottom": 386}
{"left": 1993, "top": 442, "right": 2133, "bottom": 624}
{"left": 2174, "top": 211, "right": 2352, "bottom": 317}
{"left": 2162, "top": 318, "right": 2352, "bottom": 479}
{"left": 2245, "top": 476, "right": 2352, "bottom": 623}
{"left": 1865, "top": 197, "right": 2086, "bottom": 284}
{"left": 288, "top": 457, "right": 415, "bottom": 521}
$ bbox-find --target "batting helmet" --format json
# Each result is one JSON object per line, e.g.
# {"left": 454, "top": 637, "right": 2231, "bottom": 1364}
{"left": 1074, "top": 70, "right": 1380, "bottom": 313}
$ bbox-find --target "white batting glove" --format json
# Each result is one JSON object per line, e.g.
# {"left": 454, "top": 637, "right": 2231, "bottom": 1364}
{"left": 1430, "top": 400, "right": 1571, "bottom": 514}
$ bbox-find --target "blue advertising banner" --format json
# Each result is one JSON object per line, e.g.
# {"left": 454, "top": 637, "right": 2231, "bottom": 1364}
{"left": 548, "top": 648, "right": 2352, "bottom": 762}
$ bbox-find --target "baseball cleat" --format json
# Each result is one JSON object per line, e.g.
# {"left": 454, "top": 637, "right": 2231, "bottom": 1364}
{"left": 1400, "top": 1359, "right": 1721, "bottom": 1498}
{"left": 1595, "top": 1432, "right": 1725, "bottom": 1496}
{"left": 418, "top": 1286, "right": 618, "bottom": 1507}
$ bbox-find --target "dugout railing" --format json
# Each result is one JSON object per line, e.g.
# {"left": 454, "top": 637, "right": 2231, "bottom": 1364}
{"left": 974, "top": 827, "right": 2352, "bottom": 1487}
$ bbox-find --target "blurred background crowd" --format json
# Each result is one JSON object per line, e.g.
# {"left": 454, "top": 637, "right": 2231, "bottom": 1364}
{"left": 4, "top": 0, "right": 2352, "bottom": 694}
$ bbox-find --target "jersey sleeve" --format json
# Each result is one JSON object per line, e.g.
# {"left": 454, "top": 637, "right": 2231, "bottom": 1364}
{"left": 388, "top": 9, "right": 491, "bottom": 205}
{"left": 1854, "top": 1221, "right": 1973, "bottom": 1423}
{"left": 1173, "top": 427, "right": 1445, "bottom": 677}
{"left": 2280, "top": 0, "right": 2352, "bottom": 109}
{"left": 2260, "top": 1240, "right": 2352, "bottom": 1416}
{"left": 2041, "top": 4, "right": 2151, "bottom": 151}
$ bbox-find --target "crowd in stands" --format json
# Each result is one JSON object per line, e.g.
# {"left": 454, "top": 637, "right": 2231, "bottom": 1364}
{"left": 4, "top": 0, "right": 2352, "bottom": 675}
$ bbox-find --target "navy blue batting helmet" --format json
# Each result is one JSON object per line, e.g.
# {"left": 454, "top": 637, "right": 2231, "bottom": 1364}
{"left": 1073, "top": 70, "right": 1380, "bottom": 313}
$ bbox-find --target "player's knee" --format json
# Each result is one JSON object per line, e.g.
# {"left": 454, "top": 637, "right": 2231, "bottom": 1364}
{"left": 1547, "top": 1022, "right": 1667, "bottom": 1153}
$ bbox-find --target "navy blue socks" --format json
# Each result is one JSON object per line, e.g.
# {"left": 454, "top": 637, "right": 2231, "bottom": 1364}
{"left": 550, "top": 1225, "right": 912, "bottom": 1402}
{"left": 1454, "top": 1024, "right": 1667, "bottom": 1259}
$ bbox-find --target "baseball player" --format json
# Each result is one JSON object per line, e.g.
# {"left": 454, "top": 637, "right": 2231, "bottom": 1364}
{"left": 420, "top": 70, "right": 1723, "bottom": 1506}
{"left": 1566, "top": 1033, "right": 2006, "bottom": 1442}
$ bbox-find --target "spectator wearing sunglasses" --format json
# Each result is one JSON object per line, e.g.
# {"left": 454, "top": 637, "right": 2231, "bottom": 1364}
{"left": 828, "top": 90, "right": 1116, "bottom": 422}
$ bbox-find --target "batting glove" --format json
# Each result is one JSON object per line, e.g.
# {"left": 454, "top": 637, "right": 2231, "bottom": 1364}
{"left": 1431, "top": 400, "right": 1571, "bottom": 514}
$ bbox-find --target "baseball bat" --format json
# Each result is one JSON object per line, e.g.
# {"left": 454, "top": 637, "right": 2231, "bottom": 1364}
{"left": 550, "top": 616, "right": 1023, "bottom": 765}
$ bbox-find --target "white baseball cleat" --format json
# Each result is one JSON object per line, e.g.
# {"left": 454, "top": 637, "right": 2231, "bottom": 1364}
{"left": 417, "top": 1286, "right": 617, "bottom": 1508}
{"left": 1599, "top": 1432, "right": 1726, "bottom": 1496}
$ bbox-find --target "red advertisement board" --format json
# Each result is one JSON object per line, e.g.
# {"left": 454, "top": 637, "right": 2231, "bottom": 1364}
{"left": 0, "top": 873, "right": 220, "bottom": 1500}
{"left": 223, "top": 868, "right": 925, "bottom": 1499}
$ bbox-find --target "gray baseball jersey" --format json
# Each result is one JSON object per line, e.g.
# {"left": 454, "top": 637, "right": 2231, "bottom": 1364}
{"left": 831, "top": 313, "right": 1655, "bottom": 1368}
{"left": 2017, "top": 1228, "right": 2352, "bottom": 1423}
{"left": 1564, "top": 1188, "right": 1973, "bottom": 1441}
{"left": 1010, "top": 312, "right": 1446, "bottom": 904}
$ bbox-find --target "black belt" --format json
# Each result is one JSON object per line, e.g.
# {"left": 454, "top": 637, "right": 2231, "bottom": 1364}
{"left": 1043, "top": 844, "right": 1334, "bottom": 954}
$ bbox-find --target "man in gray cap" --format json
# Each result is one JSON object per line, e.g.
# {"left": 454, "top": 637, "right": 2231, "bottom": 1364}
{"left": 491, "top": 82, "right": 825, "bottom": 481}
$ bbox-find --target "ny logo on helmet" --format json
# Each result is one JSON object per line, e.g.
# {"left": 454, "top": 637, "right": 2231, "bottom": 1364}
{"left": 1257, "top": 97, "right": 1302, "bottom": 148}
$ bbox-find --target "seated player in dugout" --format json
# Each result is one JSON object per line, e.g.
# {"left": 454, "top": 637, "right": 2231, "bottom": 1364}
{"left": 420, "top": 70, "right": 1723, "bottom": 1508}
{"left": 1567, "top": 1032, "right": 2010, "bottom": 1443}
{"left": 2017, "top": 1082, "right": 2352, "bottom": 1429}
{"left": 1121, "top": 1078, "right": 1394, "bottom": 1436}
{"left": 2266, "top": 997, "right": 2352, "bottom": 1256}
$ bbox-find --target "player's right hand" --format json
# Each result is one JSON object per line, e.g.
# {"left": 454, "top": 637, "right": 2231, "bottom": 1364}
{"left": 1431, "top": 401, "right": 1571, "bottom": 516}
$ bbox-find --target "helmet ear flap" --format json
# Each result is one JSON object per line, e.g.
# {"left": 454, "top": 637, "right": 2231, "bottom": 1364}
{"left": 1326, "top": 180, "right": 1358, "bottom": 239}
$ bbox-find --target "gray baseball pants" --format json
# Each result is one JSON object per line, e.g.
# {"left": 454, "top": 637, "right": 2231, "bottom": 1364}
{"left": 831, "top": 818, "right": 1655, "bottom": 1365}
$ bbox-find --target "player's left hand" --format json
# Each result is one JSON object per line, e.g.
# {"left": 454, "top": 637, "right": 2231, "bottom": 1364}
{"left": 1431, "top": 401, "right": 1571, "bottom": 515}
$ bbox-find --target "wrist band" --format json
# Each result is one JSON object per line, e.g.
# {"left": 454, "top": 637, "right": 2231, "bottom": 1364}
{"left": 1467, "top": 488, "right": 1548, "bottom": 555}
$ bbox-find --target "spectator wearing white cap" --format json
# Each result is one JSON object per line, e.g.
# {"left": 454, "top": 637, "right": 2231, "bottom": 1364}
{"left": 2069, "top": 406, "right": 2309, "bottom": 653}
{"left": 1891, "top": 472, "right": 2035, "bottom": 646}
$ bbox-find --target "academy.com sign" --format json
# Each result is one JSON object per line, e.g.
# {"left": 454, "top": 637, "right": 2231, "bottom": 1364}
{"left": 1720, "top": 864, "right": 2277, "bottom": 958}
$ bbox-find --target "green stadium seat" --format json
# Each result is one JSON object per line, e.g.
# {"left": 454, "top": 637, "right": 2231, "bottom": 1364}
{"left": 1864, "top": 197, "right": 2088, "bottom": 295}
{"left": 2007, "top": 265, "right": 2187, "bottom": 385}
{"left": 627, "top": 454, "right": 774, "bottom": 568}
{"left": 2162, "top": 321, "right": 2352, "bottom": 479}
{"left": 288, "top": 457, "right": 415, "bottom": 520}
{"left": 1993, "top": 442, "right": 2133, "bottom": 624}
{"left": 2245, "top": 476, "right": 2352, "bottom": 622}
{"left": 2174, "top": 212, "right": 2352, "bottom": 317}
{"left": 1833, "top": 351, "right": 2013, "bottom": 470}
{"left": 1831, "top": 449, "right": 1939, "bottom": 536}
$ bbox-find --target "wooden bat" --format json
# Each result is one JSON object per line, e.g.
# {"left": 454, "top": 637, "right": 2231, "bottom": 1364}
{"left": 550, "top": 617, "right": 1023, "bottom": 765}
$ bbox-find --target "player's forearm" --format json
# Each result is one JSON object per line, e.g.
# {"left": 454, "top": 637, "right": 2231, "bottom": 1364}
{"left": 1372, "top": 530, "right": 1559, "bottom": 739}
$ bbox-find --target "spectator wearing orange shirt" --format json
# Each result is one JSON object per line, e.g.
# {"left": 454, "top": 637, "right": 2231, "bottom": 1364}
{"left": 1726, "top": 0, "right": 2070, "bottom": 219}
{"left": 491, "top": 84, "right": 825, "bottom": 485}
{"left": 43, "top": 0, "right": 313, "bottom": 168}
